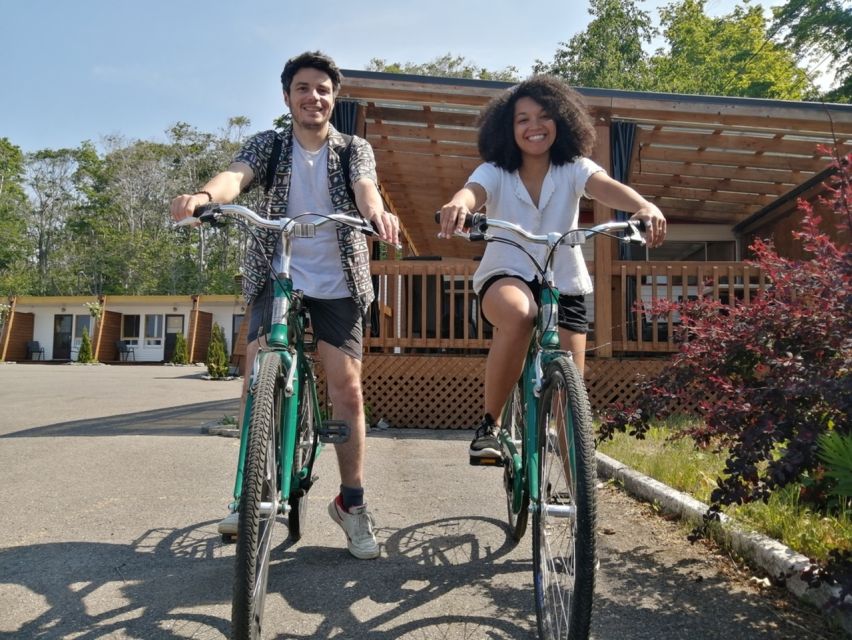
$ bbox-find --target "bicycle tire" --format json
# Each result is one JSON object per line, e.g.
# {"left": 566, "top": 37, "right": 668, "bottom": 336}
{"left": 533, "top": 356, "right": 596, "bottom": 640}
{"left": 232, "top": 354, "right": 281, "bottom": 640}
{"left": 288, "top": 364, "right": 317, "bottom": 541}
{"left": 501, "top": 381, "right": 529, "bottom": 541}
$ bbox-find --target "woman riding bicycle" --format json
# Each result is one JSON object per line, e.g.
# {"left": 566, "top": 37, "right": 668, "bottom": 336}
{"left": 438, "top": 75, "right": 666, "bottom": 463}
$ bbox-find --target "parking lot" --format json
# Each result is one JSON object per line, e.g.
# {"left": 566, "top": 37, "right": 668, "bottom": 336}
{"left": 0, "top": 363, "right": 839, "bottom": 639}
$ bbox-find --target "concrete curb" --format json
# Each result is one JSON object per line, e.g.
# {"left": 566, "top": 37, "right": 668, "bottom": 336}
{"left": 596, "top": 451, "right": 851, "bottom": 635}
{"left": 200, "top": 420, "right": 239, "bottom": 438}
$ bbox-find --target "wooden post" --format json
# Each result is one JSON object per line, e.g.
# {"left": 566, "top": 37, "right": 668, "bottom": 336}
{"left": 593, "top": 116, "right": 614, "bottom": 357}
{"left": 0, "top": 296, "right": 16, "bottom": 362}
{"left": 93, "top": 295, "right": 106, "bottom": 361}
{"left": 188, "top": 295, "right": 200, "bottom": 362}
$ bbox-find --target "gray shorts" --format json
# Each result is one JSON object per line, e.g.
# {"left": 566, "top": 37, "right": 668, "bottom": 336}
{"left": 247, "top": 279, "right": 363, "bottom": 360}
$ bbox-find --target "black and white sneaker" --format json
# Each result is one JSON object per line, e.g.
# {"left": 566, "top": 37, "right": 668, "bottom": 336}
{"left": 469, "top": 414, "right": 501, "bottom": 464}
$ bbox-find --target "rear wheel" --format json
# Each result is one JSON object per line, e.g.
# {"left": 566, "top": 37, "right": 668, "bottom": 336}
{"left": 232, "top": 354, "right": 281, "bottom": 640}
{"left": 501, "top": 381, "right": 529, "bottom": 541}
{"left": 288, "top": 366, "right": 318, "bottom": 541}
{"left": 533, "top": 356, "right": 596, "bottom": 640}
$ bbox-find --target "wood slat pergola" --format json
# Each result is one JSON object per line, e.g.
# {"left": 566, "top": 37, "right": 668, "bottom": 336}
{"left": 338, "top": 70, "right": 852, "bottom": 258}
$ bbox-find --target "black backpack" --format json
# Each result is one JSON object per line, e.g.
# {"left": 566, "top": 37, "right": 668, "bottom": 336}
{"left": 264, "top": 132, "right": 356, "bottom": 205}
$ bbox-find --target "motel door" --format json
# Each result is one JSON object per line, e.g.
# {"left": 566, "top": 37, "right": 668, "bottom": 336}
{"left": 164, "top": 314, "right": 184, "bottom": 362}
{"left": 53, "top": 314, "right": 73, "bottom": 360}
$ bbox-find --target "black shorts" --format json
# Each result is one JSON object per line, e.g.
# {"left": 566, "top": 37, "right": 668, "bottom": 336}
{"left": 478, "top": 274, "right": 588, "bottom": 334}
{"left": 247, "top": 279, "right": 363, "bottom": 360}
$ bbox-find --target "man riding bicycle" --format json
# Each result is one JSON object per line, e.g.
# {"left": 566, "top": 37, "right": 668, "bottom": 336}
{"left": 170, "top": 50, "right": 399, "bottom": 560}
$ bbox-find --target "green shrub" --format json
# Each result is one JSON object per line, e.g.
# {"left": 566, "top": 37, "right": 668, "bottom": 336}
{"left": 77, "top": 327, "right": 95, "bottom": 363}
{"left": 172, "top": 332, "right": 189, "bottom": 365}
{"left": 206, "top": 323, "right": 228, "bottom": 379}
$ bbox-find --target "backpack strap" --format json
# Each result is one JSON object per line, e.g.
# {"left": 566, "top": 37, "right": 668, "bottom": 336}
{"left": 264, "top": 133, "right": 283, "bottom": 196}
{"left": 337, "top": 133, "right": 357, "bottom": 206}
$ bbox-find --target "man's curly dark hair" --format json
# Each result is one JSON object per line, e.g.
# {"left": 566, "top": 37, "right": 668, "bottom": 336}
{"left": 477, "top": 75, "right": 595, "bottom": 172}
{"left": 281, "top": 51, "right": 342, "bottom": 96}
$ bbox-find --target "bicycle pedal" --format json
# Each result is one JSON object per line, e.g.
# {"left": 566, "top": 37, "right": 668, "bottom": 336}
{"left": 319, "top": 420, "right": 350, "bottom": 444}
{"left": 469, "top": 456, "right": 504, "bottom": 467}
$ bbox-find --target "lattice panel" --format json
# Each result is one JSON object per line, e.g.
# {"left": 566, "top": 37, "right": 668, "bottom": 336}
{"left": 317, "top": 355, "right": 485, "bottom": 429}
{"left": 317, "top": 355, "right": 701, "bottom": 429}
{"left": 586, "top": 358, "right": 711, "bottom": 416}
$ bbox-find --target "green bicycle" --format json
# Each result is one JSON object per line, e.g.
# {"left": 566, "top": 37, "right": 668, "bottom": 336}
{"left": 179, "top": 203, "right": 378, "bottom": 640}
{"left": 447, "top": 212, "right": 646, "bottom": 640}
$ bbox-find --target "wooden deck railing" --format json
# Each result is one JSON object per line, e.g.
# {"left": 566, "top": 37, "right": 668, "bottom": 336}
{"left": 365, "top": 260, "right": 765, "bottom": 356}
{"left": 611, "top": 261, "right": 767, "bottom": 354}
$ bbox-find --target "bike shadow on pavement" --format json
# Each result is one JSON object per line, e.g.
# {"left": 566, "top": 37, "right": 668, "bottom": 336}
{"left": 0, "top": 521, "right": 234, "bottom": 639}
{"left": 0, "top": 515, "right": 537, "bottom": 640}
{"left": 0, "top": 399, "right": 239, "bottom": 439}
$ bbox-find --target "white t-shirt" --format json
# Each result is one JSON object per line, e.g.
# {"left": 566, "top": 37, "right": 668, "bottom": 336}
{"left": 468, "top": 158, "right": 604, "bottom": 296}
{"left": 272, "top": 138, "right": 349, "bottom": 298}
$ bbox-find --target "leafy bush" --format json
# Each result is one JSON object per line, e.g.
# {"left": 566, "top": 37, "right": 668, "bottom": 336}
{"left": 206, "top": 323, "right": 228, "bottom": 379}
{"left": 599, "top": 151, "right": 851, "bottom": 597}
{"left": 171, "top": 332, "right": 189, "bottom": 365}
{"left": 76, "top": 327, "right": 95, "bottom": 363}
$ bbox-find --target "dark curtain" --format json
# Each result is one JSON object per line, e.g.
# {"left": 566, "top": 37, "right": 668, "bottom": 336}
{"left": 331, "top": 99, "right": 359, "bottom": 136}
{"left": 611, "top": 121, "right": 639, "bottom": 339}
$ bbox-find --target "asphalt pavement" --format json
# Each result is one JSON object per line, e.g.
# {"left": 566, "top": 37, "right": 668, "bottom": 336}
{"left": 0, "top": 363, "right": 841, "bottom": 639}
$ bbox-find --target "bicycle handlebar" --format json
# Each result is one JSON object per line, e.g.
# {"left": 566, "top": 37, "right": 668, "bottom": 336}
{"left": 434, "top": 211, "right": 647, "bottom": 247}
{"left": 175, "top": 203, "right": 384, "bottom": 242}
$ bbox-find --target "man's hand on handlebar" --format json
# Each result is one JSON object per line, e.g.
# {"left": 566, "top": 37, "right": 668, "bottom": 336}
{"left": 367, "top": 209, "right": 401, "bottom": 246}
{"left": 170, "top": 193, "right": 211, "bottom": 227}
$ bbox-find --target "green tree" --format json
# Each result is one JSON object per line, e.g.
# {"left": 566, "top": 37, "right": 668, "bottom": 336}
{"left": 0, "top": 138, "right": 32, "bottom": 295}
{"left": 206, "top": 323, "right": 228, "bottom": 379}
{"left": 24, "top": 147, "right": 81, "bottom": 294}
{"left": 650, "top": 0, "right": 810, "bottom": 99}
{"left": 771, "top": 0, "right": 852, "bottom": 102}
{"left": 367, "top": 53, "right": 520, "bottom": 82}
{"left": 171, "top": 332, "right": 189, "bottom": 365}
{"left": 76, "top": 326, "right": 95, "bottom": 363}
{"left": 534, "top": 0, "right": 656, "bottom": 89}
{"left": 537, "top": 0, "right": 810, "bottom": 99}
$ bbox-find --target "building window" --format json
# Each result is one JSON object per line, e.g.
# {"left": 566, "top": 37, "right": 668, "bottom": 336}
{"left": 232, "top": 314, "right": 244, "bottom": 356}
{"left": 145, "top": 314, "right": 164, "bottom": 346}
{"left": 122, "top": 315, "right": 140, "bottom": 346}
{"left": 74, "top": 315, "right": 93, "bottom": 349}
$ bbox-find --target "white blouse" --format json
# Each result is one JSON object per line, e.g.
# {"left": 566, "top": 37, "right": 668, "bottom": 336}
{"left": 468, "top": 158, "right": 604, "bottom": 296}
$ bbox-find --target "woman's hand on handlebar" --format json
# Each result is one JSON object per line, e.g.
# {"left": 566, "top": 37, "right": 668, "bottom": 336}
{"left": 629, "top": 203, "right": 666, "bottom": 248}
{"left": 438, "top": 202, "right": 473, "bottom": 239}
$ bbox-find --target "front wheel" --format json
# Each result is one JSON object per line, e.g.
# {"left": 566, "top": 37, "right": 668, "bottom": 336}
{"left": 288, "top": 365, "right": 318, "bottom": 541}
{"left": 232, "top": 354, "right": 281, "bottom": 640}
{"left": 533, "top": 356, "right": 596, "bottom": 640}
{"left": 501, "top": 381, "right": 529, "bottom": 541}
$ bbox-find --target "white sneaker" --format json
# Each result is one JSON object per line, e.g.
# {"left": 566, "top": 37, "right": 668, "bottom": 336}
{"left": 218, "top": 511, "right": 239, "bottom": 536}
{"left": 327, "top": 497, "right": 380, "bottom": 559}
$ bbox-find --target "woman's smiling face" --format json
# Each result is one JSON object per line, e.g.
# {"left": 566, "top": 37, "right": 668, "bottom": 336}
{"left": 513, "top": 96, "right": 556, "bottom": 160}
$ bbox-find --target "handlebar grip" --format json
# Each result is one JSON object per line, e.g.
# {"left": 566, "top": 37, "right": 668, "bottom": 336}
{"left": 192, "top": 203, "right": 216, "bottom": 220}
{"left": 434, "top": 211, "right": 486, "bottom": 230}
{"left": 632, "top": 219, "right": 647, "bottom": 232}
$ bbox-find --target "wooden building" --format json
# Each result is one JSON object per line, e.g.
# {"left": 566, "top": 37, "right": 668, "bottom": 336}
{"left": 3, "top": 72, "right": 850, "bottom": 429}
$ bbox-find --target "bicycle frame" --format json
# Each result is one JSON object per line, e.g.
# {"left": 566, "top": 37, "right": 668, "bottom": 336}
{"left": 462, "top": 215, "right": 645, "bottom": 522}
{"left": 230, "top": 281, "right": 319, "bottom": 517}
{"left": 178, "top": 204, "right": 373, "bottom": 518}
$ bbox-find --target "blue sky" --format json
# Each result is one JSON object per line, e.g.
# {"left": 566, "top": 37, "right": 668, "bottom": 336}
{"left": 2, "top": 0, "right": 785, "bottom": 153}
